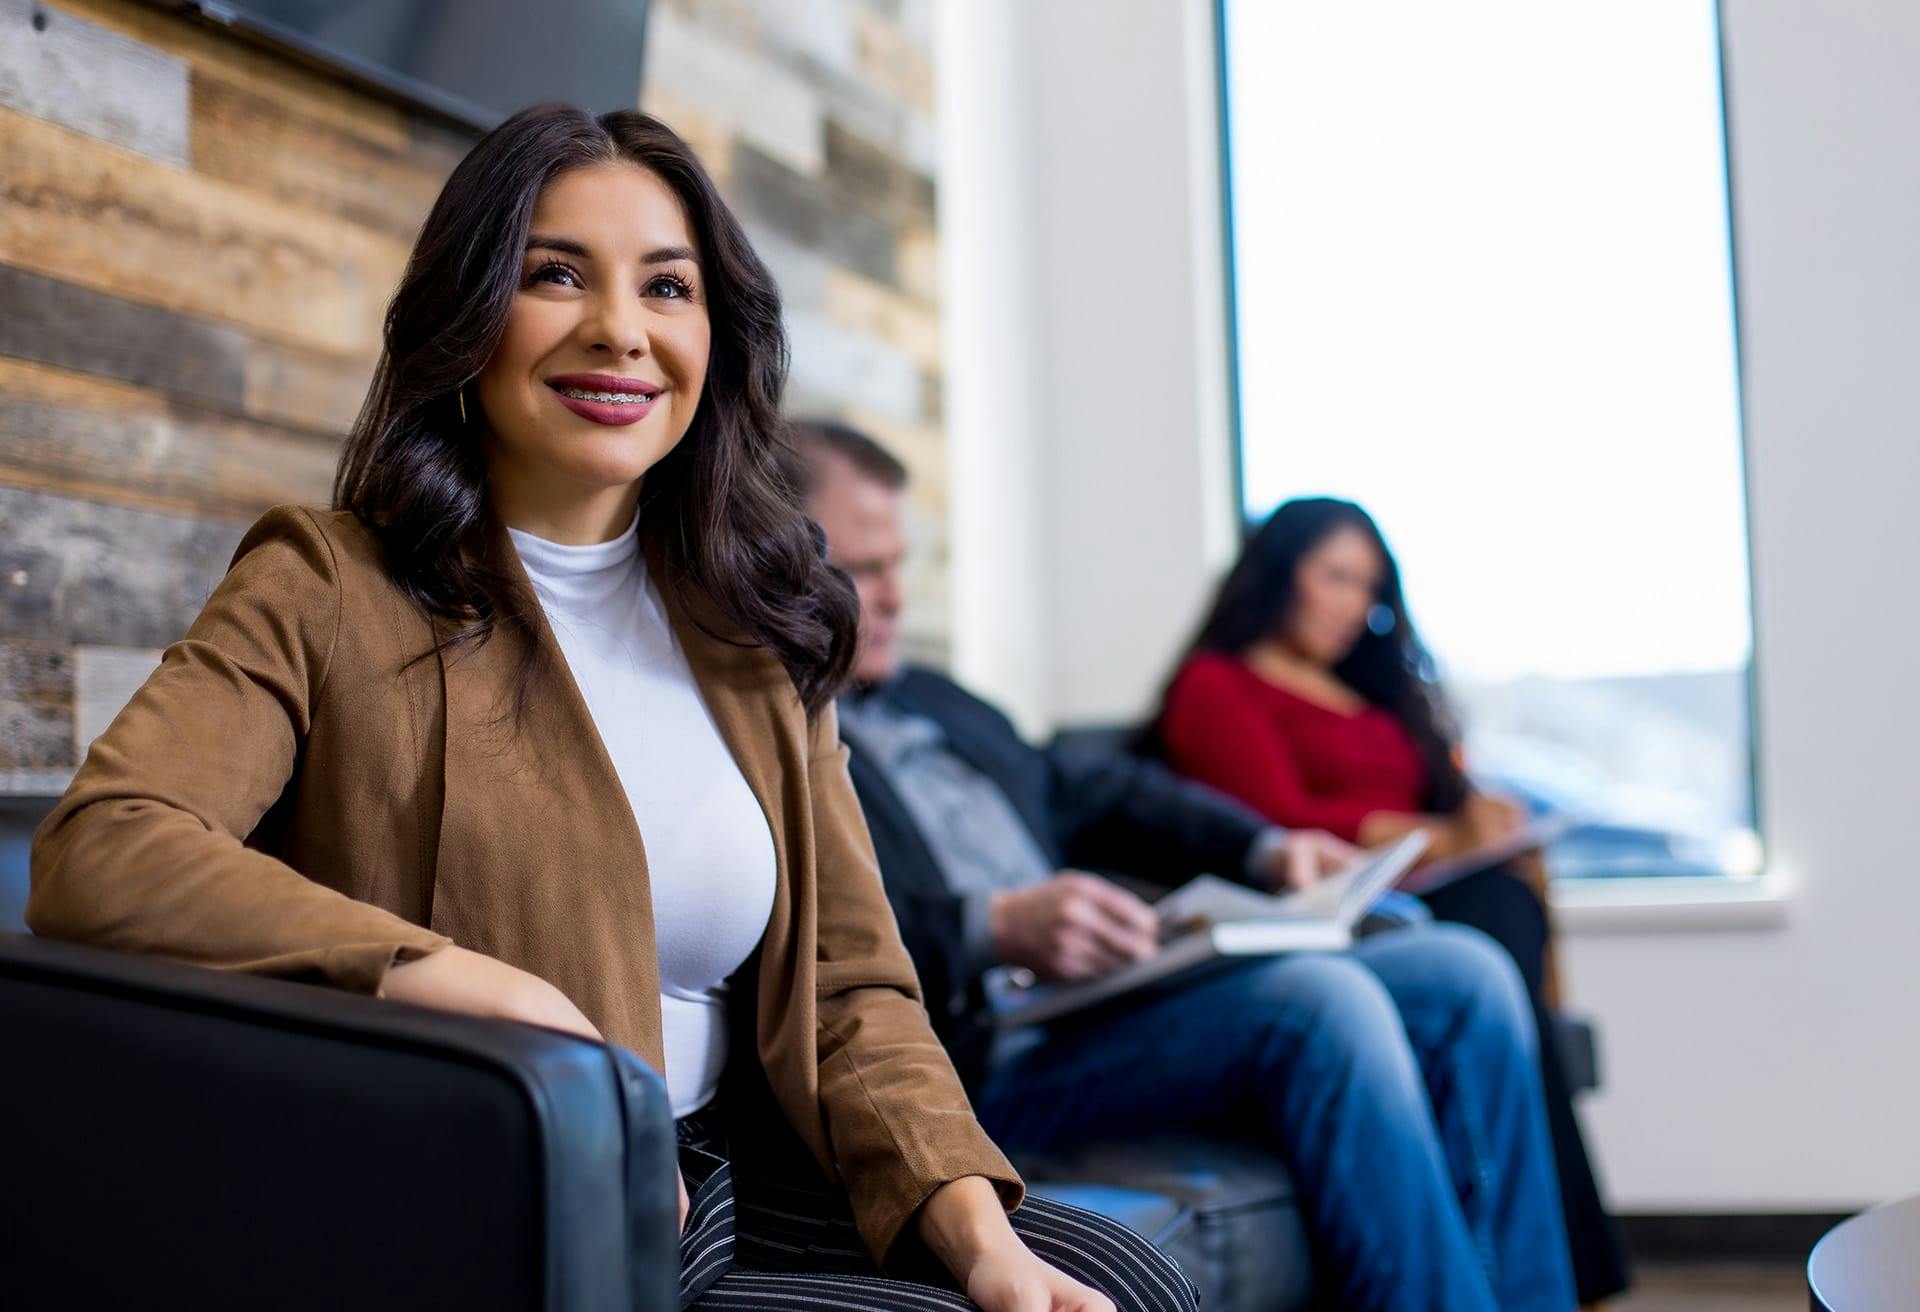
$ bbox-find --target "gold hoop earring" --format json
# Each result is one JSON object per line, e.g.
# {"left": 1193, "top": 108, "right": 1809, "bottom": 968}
{"left": 457, "top": 389, "right": 468, "bottom": 425}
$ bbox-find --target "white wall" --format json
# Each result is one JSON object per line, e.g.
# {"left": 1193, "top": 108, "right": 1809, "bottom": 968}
{"left": 938, "top": 0, "right": 1920, "bottom": 1209}
{"left": 937, "top": 0, "right": 1238, "bottom": 737}
{"left": 1565, "top": 0, "right": 1920, "bottom": 1209}
{"left": 934, "top": 0, "right": 1052, "bottom": 733}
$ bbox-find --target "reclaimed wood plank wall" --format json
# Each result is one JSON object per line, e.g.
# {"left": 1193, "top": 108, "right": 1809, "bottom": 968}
{"left": 0, "top": 0, "right": 947, "bottom": 791}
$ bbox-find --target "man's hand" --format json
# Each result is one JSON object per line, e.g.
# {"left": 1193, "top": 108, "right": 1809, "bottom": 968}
{"left": 677, "top": 1168, "right": 690, "bottom": 1235}
{"left": 989, "top": 873, "right": 1159, "bottom": 981}
{"left": 1261, "top": 830, "right": 1364, "bottom": 891}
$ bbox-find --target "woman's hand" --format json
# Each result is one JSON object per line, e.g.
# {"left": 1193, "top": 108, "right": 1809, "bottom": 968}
{"left": 379, "top": 944, "right": 602, "bottom": 1040}
{"left": 964, "top": 1242, "right": 1115, "bottom": 1312}
{"left": 918, "top": 1177, "right": 1114, "bottom": 1312}
{"left": 1459, "top": 792, "right": 1527, "bottom": 847}
{"left": 1358, "top": 810, "right": 1463, "bottom": 861}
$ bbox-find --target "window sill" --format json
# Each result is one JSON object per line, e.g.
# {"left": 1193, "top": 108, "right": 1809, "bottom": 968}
{"left": 1549, "top": 871, "right": 1792, "bottom": 934}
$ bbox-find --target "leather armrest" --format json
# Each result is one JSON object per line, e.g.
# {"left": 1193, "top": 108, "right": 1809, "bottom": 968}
{"left": 0, "top": 931, "right": 677, "bottom": 1311}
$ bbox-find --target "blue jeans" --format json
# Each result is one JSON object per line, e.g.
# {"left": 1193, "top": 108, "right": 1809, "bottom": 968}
{"left": 976, "top": 925, "right": 1576, "bottom": 1312}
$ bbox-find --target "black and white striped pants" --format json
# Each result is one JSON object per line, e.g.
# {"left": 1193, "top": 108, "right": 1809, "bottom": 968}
{"left": 676, "top": 1116, "right": 1199, "bottom": 1312}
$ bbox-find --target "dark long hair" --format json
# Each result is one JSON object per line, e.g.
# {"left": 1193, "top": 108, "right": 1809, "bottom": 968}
{"left": 334, "top": 104, "right": 856, "bottom": 716}
{"left": 1145, "top": 498, "right": 1470, "bottom": 812}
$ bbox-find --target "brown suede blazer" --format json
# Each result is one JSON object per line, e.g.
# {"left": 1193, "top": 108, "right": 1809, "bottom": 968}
{"left": 28, "top": 505, "right": 1020, "bottom": 1262}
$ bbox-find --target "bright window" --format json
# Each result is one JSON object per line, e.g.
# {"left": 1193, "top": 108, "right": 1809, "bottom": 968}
{"left": 1220, "top": 1, "right": 1760, "bottom": 879}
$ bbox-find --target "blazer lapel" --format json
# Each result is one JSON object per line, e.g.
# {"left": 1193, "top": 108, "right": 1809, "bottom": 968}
{"left": 431, "top": 530, "right": 667, "bottom": 1072}
{"left": 646, "top": 540, "right": 814, "bottom": 1116}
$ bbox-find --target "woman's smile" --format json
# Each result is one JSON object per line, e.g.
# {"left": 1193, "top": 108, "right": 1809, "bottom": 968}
{"left": 545, "top": 371, "right": 665, "bottom": 426}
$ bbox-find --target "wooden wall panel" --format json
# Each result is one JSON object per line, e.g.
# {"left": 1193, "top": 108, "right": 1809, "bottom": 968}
{"left": 0, "top": 639, "right": 73, "bottom": 772}
{"left": 0, "top": 263, "right": 249, "bottom": 414}
{"left": 0, "top": 264, "right": 374, "bottom": 440}
{"left": 241, "top": 342, "right": 373, "bottom": 438}
{"left": 0, "top": 484, "right": 246, "bottom": 651}
{"left": 823, "top": 265, "right": 942, "bottom": 374}
{"left": 73, "top": 644, "right": 162, "bottom": 752}
{"left": 0, "top": 357, "right": 339, "bottom": 520}
{"left": 47, "top": 0, "right": 414, "bottom": 152}
{"left": 0, "top": 106, "right": 410, "bottom": 358}
{"left": 189, "top": 72, "right": 459, "bottom": 242}
{"left": 0, "top": 0, "right": 189, "bottom": 165}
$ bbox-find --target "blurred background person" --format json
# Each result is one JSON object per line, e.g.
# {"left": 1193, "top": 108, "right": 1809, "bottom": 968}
{"left": 1147, "top": 495, "right": 1629, "bottom": 1303}
{"left": 798, "top": 421, "right": 1579, "bottom": 1312}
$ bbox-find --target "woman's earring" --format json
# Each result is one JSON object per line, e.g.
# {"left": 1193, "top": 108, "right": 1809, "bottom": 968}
{"left": 457, "top": 389, "right": 469, "bottom": 425}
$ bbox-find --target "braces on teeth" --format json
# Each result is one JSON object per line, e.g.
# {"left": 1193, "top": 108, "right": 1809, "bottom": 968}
{"left": 558, "top": 388, "right": 652, "bottom": 404}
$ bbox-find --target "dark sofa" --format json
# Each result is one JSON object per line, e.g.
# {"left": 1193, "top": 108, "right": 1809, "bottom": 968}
{"left": 0, "top": 796, "right": 1591, "bottom": 1312}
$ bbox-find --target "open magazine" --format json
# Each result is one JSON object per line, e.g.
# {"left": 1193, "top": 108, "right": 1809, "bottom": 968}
{"left": 1394, "top": 813, "right": 1578, "bottom": 896}
{"left": 995, "top": 831, "right": 1430, "bottom": 1029}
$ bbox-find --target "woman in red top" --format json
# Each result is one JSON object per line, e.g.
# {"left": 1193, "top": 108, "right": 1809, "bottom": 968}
{"left": 1148, "top": 496, "right": 1629, "bottom": 1305}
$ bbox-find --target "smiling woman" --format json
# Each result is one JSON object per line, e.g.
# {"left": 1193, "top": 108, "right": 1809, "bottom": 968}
{"left": 30, "top": 104, "right": 1194, "bottom": 1312}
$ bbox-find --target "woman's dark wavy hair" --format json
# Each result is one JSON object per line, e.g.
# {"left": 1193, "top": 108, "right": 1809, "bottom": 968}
{"left": 334, "top": 104, "right": 856, "bottom": 717}
{"left": 1143, "top": 497, "right": 1470, "bottom": 812}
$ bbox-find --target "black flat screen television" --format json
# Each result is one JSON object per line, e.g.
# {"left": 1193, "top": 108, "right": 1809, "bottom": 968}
{"left": 154, "top": 0, "right": 650, "bottom": 131}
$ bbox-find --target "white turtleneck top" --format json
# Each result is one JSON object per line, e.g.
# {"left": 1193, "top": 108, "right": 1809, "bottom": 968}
{"left": 507, "top": 514, "right": 776, "bottom": 1117}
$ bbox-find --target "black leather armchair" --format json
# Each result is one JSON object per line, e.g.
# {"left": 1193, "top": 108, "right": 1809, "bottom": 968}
{"left": 0, "top": 930, "right": 680, "bottom": 1311}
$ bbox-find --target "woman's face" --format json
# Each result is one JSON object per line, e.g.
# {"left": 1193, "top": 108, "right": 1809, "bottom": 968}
{"left": 1278, "top": 525, "right": 1385, "bottom": 665}
{"left": 475, "top": 161, "right": 711, "bottom": 538}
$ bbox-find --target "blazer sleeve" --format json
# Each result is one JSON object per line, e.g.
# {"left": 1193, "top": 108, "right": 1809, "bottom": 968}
{"left": 27, "top": 506, "right": 451, "bottom": 994}
{"left": 845, "top": 746, "right": 982, "bottom": 1034}
{"left": 1046, "top": 744, "right": 1270, "bottom": 889}
{"left": 871, "top": 862, "right": 976, "bottom": 1036}
{"left": 804, "top": 704, "right": 1023, "bottom": 1267}
{"left": 1160, "top": 657, "right": 1386, "bottom": 842}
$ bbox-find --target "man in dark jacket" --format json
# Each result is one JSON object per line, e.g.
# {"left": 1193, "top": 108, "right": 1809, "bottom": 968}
{"left": 795, "top": 420, "right": 1579, "bottom": 1312}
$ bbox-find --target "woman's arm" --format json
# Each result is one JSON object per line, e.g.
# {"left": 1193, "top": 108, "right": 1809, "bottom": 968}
{"left": 1159, "top": 658, "right": 1385, "bottom": 841}
{"left": 803, "top": 706, "right": 1025, "bottom": 1258}
{"left": 919, "top": 1178, "right": 1114, "bottom": 1312}
{"left": 379, "top": 944, "right": 599, "bottom": 1035}
{"left": 30, "top": 507, "right": 681, "bottom": 1225}
{"left": 28, "top": 507, "right": 449, "bottom": 992}
{"left": 1355, "top": 793, "right": 1527, "bottom": 859}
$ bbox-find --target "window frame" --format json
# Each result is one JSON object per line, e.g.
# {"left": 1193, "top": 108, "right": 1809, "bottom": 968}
{"left": 1209, "top": 0, "right": 1778, "bottom": 912}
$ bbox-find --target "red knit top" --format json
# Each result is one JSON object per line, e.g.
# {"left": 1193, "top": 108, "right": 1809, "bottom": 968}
{"left": 1159, "top": 651, "right": 1429, "bottom": 843}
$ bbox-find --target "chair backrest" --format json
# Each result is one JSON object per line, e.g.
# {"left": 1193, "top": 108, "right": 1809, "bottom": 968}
{"left": 0, "top": 931, "right": 677, "bottom": 1311}
{"left": 1048, "top": 723, "right": 1142, "bottom": 761}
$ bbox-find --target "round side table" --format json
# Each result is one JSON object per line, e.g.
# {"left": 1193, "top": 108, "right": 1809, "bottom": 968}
{"left": 1808, "top": 1196, "right": 1920, "bottom": 1311}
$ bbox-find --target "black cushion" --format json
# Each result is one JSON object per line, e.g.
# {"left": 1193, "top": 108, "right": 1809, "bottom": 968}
{"left": 1018, "top": 1138, "right": 1315, "bottom": 1312}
